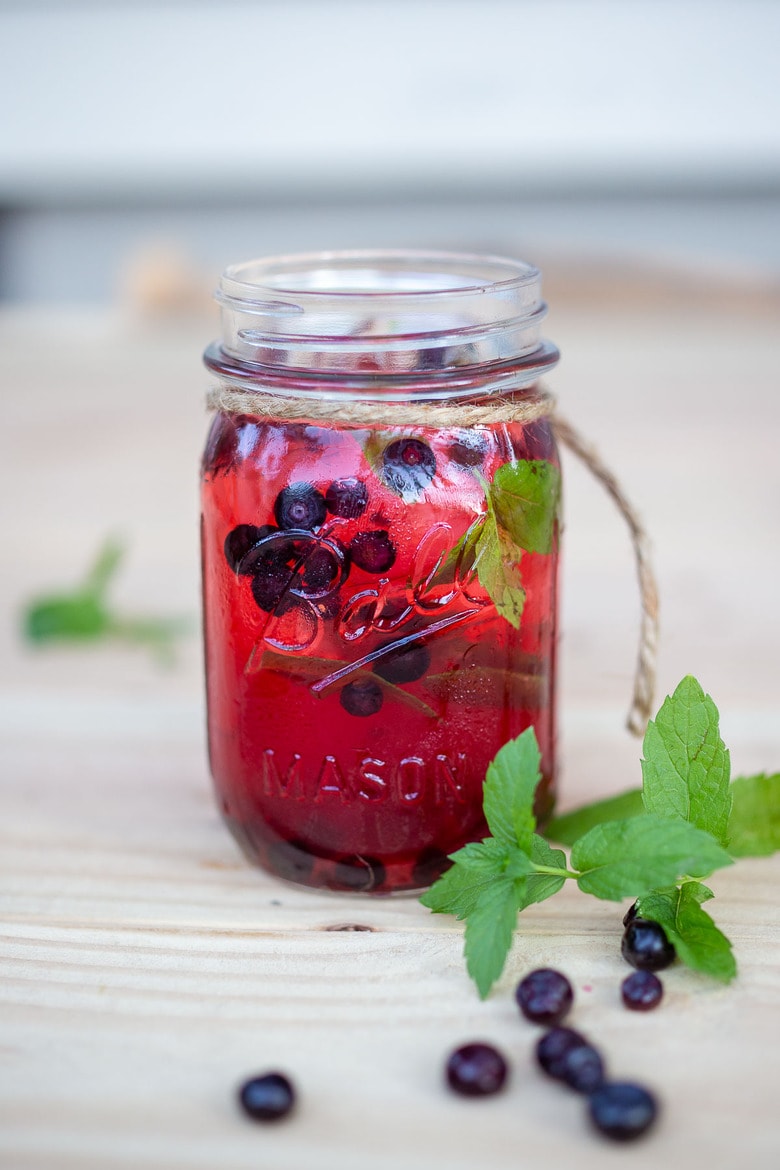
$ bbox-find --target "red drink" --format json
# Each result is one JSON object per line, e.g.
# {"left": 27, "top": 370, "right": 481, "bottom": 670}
{"left": 201, "top": 251, "right": 561, "bottom": 893}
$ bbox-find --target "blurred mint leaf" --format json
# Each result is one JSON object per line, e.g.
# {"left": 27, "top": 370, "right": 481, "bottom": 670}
{"left": 545, "top": 788, "right": 645, "bottom": 845}
{"left": 572, "top": 814, "right": 733, "bottom": 901}
{"left": 637, "top": 882, "right": 736, "bottom": 983}
{"left": 642, "top": 676, "right": 731, "bottom": 846}
{"left": 22, "top": 537, "right": 190, "bottom": 662}
{"left": 24, "top": 538, "right": 124, "bottom": 643}
{"left": 727, "top": 773, "right": 780, "bottom": 857}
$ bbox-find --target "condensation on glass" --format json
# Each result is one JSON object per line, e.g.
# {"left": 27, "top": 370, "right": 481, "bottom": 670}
{"left": 201, "top": 251, "right": 561, "bottom": 894}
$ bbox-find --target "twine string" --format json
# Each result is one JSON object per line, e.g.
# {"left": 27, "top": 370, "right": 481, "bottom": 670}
{"left": 207, "top": 381, "right": 658, "bottom": 734}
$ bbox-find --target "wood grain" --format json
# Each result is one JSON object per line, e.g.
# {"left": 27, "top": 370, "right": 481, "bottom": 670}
{"left": 1, "top": 281, "right": 779, "bottom": 1169}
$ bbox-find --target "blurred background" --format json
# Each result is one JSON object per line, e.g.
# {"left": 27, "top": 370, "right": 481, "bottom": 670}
{"left": 1, "top": 0, "right": 779, "bottom": 305}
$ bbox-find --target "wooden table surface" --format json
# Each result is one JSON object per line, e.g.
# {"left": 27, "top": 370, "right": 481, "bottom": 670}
{"left": 1, "top": 270, "right": 779, "bottom": 1169}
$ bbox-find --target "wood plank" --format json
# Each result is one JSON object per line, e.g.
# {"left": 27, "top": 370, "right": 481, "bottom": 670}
{"left": 1, "top": 281, "right": 779, "bottom": 1168}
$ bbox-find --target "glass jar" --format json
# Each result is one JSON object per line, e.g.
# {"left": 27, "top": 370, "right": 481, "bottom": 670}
{"left": 201, "top": 250, "right": 561, "bottom": 894}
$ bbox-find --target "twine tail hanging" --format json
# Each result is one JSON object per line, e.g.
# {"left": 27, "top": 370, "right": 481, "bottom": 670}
{"left": 551, "top": 413, "right": 659, "bottom": 736}
{"left": 207, "top": 380, "right": 659, "bottom": 735}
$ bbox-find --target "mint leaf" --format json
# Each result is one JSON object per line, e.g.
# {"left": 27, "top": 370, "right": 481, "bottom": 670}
{"left": 544, "top": 788, "right": 645, "bottom": 846}
{"left": 464, "top": 877, "right": 521, "bottom": 998}
{"left": 642, "top": 676, "right": 731, "bottom": 846}
{"left": 572, "top": 814, "right": 733, "bottom": 901}
{"left": 490, "top": 460, "right": 561, "bottom": 555}
{"left": 419, "top": 861, "right": 495, "bottom": 919}
{"left": 544, "top": 771, "right": 780, "bottom": 857}
{"left": 449, "top": 837, "right": 514, "bottom": 873}
{"left": 474, "top": 518, "right": 526, "bottom": 629}
{"left": 519, "top": 835, "right": 568, "bottom": 906}
{"left": 483, "top": 727, "right": 541, "bottom": 851}
{"left": 465, "top": 837, "right": 567, "bottom": 997}
{"left": 727, "top": 773, "right": 780, "bottom": 857}
{"left": 82, "top": 538, "right": 124, "bottom": 595}
{"left": 637, "top": 883, "right": 736, "bottom": 983}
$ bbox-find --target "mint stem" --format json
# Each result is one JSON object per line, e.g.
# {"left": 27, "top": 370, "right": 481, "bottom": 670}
{"left": 532, "top": 863, "right": 579, "bottom": 880}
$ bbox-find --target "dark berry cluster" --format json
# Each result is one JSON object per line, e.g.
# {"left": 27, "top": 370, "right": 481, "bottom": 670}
{"left": 224, "top": 465, "right": 445, "bottom": 717}
{"left": 616, "top": 905, "right": 672, "bottom": 1009}
{"left": 516, "top": 967, "right": 658, "bottom": 1141}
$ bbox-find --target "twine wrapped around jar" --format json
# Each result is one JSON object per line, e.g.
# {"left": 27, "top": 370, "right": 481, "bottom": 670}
{"left": 206, "top": 380, "right": 659, "bottom": 735}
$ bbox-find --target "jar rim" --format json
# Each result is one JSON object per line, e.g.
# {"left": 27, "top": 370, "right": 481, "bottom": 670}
{"left": 218, "top": 249, "right": 542, "bottom": 306}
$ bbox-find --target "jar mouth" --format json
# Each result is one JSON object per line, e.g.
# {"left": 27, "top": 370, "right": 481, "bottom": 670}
{"left": 219, "top": 249, "right": 542, "bottom": 302}
{"left": 211, "top": 249, "right": 558, "bottom": 390}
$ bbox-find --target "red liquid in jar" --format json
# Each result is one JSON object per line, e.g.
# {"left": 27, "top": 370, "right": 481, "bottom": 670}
{"left": 201, "top": 410, "right": 559, "bottom": 894}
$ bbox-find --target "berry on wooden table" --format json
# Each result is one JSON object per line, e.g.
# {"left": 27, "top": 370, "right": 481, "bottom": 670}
{"left": 621, "top": 970, "right": 664, "bottom": 1011}
{"left": 621, "top": 918, "right": 676, "bottom": 972}
{"left": 515, "top": 968, "right": 574, "bottom": 1025}
{"left": 238, "top": 1072, "right": 296, "bottom": 1122}
{"left": 536, "top": 1027, "right": 589, "bottom": 1079}
{"left": 587, "top": 1082, "right": 658, "bottom": 1141}
{"left": 445, "top": 1043, "right": 508, "bottom": 1097}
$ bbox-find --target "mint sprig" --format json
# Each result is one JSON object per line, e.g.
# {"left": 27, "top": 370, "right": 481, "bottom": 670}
{"left": 726, "top": 773, "right": 780, "bottom": 857}
{"left": 641, "top": 676, "right": 731, "bottom": 846}
{"left": 420, "top": 676, "right": 777, "bottom": 996}
{"left": 635, "top": 883, "right": 736, "bottom": 983}
{"left": 23, "top": 538, "right": 190, "bottom": 663}
{"left": 448, "top": 458, "right": 560, "bottom": 629}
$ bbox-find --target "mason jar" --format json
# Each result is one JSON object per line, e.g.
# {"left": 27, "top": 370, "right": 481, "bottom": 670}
{"left": 201, "top": 250, "right": 561, "bottom": 894}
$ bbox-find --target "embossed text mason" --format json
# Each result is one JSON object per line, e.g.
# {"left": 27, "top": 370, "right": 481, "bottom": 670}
{"left": 201, "top": 251, "right": 561, "bottom": 893}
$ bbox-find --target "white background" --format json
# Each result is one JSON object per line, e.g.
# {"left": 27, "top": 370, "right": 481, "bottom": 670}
{"left": 1, "top": 0, "right": 779, "bottom": 299}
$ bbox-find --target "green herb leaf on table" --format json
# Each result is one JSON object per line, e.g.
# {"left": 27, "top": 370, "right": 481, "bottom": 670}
{"left": 641, "top": 675, "right": 732, "bottom": 846}
{"left": 727, "top": 773, "right": 780, "bottom": 857}
{"left": 544, "top": 773, "right": 780, "bottom": 860}
{"left": 448, "top": 837, "right": 522, "bottom": 875}
{"left": 636, "top": 883, "right": 737, "bottom": 983}
{"left": 464, "top": 878, "right": 524, "bottom": 1000}
{"left": 519, "top": 836, "right": 568, "bottom": 906}
{"left": 544, "top": 788, "right": 646, "bottom": 846}
{"left": 571, "top": 814, "right": 733, "bottom": 901}
{"left": 23, "top": 538, "right": 190, "bottom": 662}
{"left": 419, "top": 861, "right": 495, "bottom": 920}
{"left": 24, "top": 538, "right": 124, "bottom": 643}
{"left": 419, "top": 677, "right": 767, "bottom": 996}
